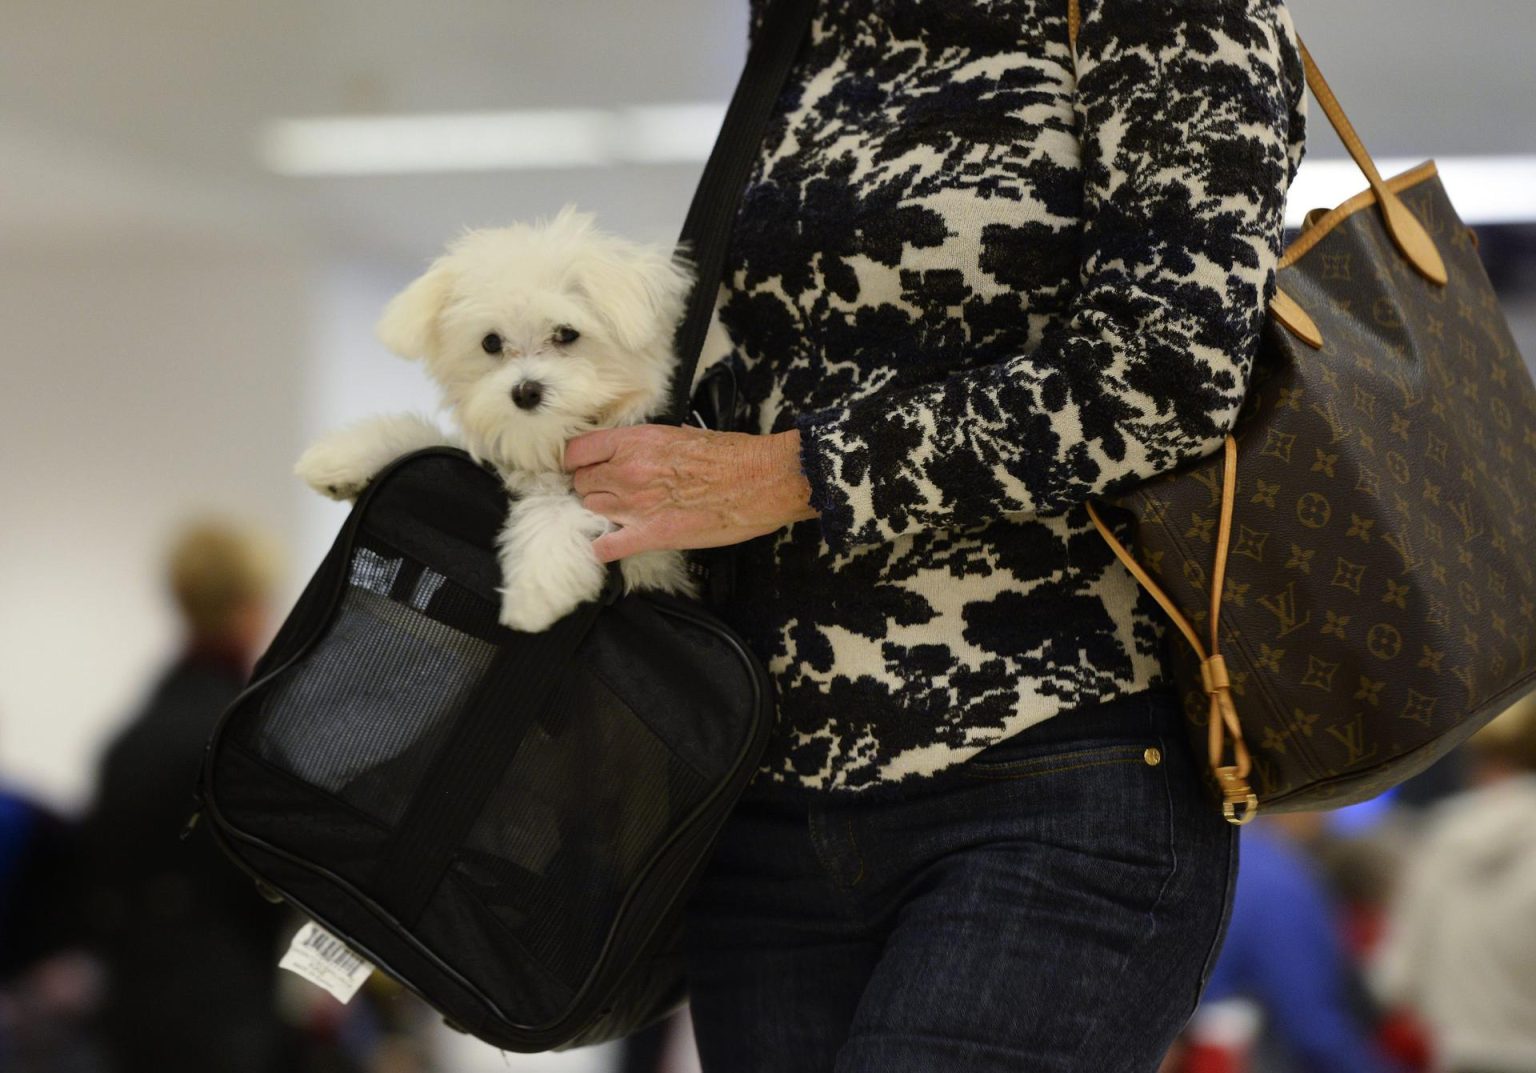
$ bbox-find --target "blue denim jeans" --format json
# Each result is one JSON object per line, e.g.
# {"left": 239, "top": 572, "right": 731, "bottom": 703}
{"left": 680, "top": 687, "right": 1238, "bottom": 1072}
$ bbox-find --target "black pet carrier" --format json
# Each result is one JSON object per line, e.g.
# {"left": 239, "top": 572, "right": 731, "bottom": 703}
{"left": 200, "top": 448, "right": 772, "bottom": 1050}
{"left": 196, "top": 0, "right": 814, "bottom": 1052}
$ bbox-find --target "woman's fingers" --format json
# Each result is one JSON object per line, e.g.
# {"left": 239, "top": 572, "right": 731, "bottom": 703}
{"left": 561, "top": 427, "right": 621, "bottom": 472}
{"left": 579, "top": 490, "right": 624, "bottom": 518}
{"left": 591, "top": 525, "right": 649, "bottom": 564}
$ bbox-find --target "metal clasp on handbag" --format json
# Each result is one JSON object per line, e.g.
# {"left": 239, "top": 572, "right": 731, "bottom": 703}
{"left": 1217, "top": 766, "right": 1260, "bottom": 825}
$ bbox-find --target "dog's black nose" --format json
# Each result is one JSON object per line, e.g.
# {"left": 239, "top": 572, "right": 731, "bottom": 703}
{"left": 511, "top": 381, "right": 544, "bottom": 410}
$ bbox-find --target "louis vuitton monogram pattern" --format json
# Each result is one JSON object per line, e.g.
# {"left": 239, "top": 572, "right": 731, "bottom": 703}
{"left": 1113, "top": 172, "right": 1536, "bottom": 810}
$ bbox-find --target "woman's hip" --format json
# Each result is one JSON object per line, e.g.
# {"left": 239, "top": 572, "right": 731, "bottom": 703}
{"left": 682, "top": 687, "right": 1238, "bottom": 1070}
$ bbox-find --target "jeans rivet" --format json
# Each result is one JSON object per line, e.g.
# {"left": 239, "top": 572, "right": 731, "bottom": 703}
{"left": 1144, "top": 747, "right": 1163, "bottom": 767}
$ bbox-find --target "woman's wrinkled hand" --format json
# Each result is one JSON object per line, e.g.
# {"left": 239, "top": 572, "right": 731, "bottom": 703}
{"left": 562, "top": 424, "right": 818, "bottom": 563}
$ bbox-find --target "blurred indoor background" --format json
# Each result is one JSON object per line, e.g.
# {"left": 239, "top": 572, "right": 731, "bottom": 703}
{"left": 2, "top": 2, "right": 1534, "bottom": 1071}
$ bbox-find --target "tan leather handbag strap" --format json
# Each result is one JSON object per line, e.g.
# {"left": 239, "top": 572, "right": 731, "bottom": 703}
{"left": 1294, "top": 43, "right": 1447, "bottom": 285}
{"left": 1064, "top": 0, "right": 1448, "bottom": 292}
{"left": 1085, "top": 441, "right": 1257, "bottom": 825}
{"left": 1067, "top": 0, "right": 1257, "bottom": 824}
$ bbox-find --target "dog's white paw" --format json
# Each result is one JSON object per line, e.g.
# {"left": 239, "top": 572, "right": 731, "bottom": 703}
{"left": 497, "top": 590, "right": 574, "bottom": 633}
{"left": 619, "top": 549, "right": 697, "bottom": 598}
{"left": 497, "top": 570, "right": 605, "bottom": 632}
{"left": 295, "top": 441, "right": 376, "bottom": 501}
{"left": 296, "top": 414, "right": 451, "bottom": 502}
{"left": 496, "top": 495, "right": 609, "bottom": 632}
{"left": 577, "top": 510, "right": 614, "bottom": 542}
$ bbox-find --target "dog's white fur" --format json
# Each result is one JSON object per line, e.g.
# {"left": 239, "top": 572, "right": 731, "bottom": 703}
{"left": 295, "top": 206, "right": 698, "bottom": 631}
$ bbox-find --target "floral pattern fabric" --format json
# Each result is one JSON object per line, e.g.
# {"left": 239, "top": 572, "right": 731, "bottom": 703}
{"left": 708, "top": 0, "right": 1308, "bottom": 794}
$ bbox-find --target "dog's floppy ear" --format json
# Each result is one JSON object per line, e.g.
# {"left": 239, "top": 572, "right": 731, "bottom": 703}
{"left": 376, "top": 261, "right": 455, "bottom": 360}
{"left": 568, "top": 244, "right": 695, "bottom": 352}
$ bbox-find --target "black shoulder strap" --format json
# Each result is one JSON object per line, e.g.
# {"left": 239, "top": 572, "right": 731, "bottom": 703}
{"left": 369, "top": 3, "right": 816, "bottom": 922}
{"left": 660, "top": 0, "right": 816, "bottom": 426}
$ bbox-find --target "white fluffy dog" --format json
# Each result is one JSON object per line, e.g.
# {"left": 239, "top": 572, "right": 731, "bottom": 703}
{"left": 295, "top": 207, "right": 699, "bottom": 632}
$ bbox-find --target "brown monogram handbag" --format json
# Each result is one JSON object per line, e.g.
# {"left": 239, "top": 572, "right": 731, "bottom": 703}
{"left": 1067, "top": 3, "right": 1536, "bottom": 822}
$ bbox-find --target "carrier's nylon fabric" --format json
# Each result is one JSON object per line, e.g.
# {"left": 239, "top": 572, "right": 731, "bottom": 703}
{"left": 371, "top": 596, "right": 605, "bottom": 924}
{"left": 1070, "top": 1, "right": 1536, "bottom": 817}
{"left": 201, "top": 0, "right": 816, "bottom": 1052}
{"left": 208, "top": 451, "right": 772, "bottom": 1049}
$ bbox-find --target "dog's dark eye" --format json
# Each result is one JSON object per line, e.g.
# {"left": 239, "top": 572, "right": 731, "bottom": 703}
{"left": 552, "top": 325, "right": 580, "bottom": 346}
{"left": 481, "top": 333, "right": 503, "bottom": 355}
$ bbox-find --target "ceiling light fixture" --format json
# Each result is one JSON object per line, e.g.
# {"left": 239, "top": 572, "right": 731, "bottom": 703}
{"left": 259, "top": 104, "right": 725, "bottom": 176}
{"left": 260, "top": 110, "right": 1536, "bottom": 228}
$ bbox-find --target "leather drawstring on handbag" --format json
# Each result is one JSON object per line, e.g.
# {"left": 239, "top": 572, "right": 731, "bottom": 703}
{"left": 1085, "top": 440, "right": 1258, "bottom": 825}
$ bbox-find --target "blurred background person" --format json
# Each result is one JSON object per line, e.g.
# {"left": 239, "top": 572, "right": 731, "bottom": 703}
{"left": 1190, "top": 811, "right": 1404, "bottom": 1073}
{"left": 1313, "top": 809, "right": 1433, "bottom": 1072}
{"left": 0, "top": 772, "right": 98, "bottom": 1073}
{"left": 1372, "top": 696, "right": 1536, "bottom": 1073}
{"left": 1, "top": 778, "right": 82, "bottom": 993}
{"left": 78, "top": 518, "right": 290, "bottom": 1073}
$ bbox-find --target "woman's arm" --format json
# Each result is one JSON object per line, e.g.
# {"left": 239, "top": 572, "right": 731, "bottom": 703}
{"left": 793, "top": 0, "right": 1307, "bottom": 553}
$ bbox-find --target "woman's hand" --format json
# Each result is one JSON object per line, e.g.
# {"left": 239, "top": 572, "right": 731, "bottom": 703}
{"left": 562, "top": 425, "right": 818, "bottom": 563}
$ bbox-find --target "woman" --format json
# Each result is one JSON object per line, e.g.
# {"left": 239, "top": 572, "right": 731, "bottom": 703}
{"left": 562, "top": 1, "right": 1308, "bottom": 1068}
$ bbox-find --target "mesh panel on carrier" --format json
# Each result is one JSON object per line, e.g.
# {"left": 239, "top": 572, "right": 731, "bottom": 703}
{"left": 204, "top": 447, "right": 775, "bottom": 1051}
{"left": 246, "top": 542, "right": 497, "bottom": 824}
{"left": 228, "top": 532, "right": 719, "bottom": 1008}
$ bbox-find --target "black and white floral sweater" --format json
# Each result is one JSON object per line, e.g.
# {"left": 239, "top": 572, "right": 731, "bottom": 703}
{"left": 705, "top": 0, "right": 1308, "bottom": 796}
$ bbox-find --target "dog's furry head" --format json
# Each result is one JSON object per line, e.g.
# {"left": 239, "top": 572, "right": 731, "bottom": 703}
{"left": 376, "top": 206, "right": 693, "bottom": 472}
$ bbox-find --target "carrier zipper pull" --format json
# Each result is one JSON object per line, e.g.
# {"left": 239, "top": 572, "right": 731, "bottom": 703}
{"left": 181, "top": 775, "right": 206, "bottom": 841}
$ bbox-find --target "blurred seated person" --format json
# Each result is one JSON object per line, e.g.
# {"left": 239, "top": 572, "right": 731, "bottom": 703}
{"left": 80, "top": 518, "right": 290, "bottom": 1073}
{"left": 1, "top": 783, "right": 79, "bottom": 984}
{"left": 1373, "top": 695, "right": 1536, "bottom": 1073}
{"left": 1193, "top": 811, "right": 1403, "bottom": 1073}
{"left": 1, "top": 778, "right": 96, "bottom": 1070}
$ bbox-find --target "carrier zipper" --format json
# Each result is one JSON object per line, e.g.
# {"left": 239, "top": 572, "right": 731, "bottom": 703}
{"left": 180, "top": 776, "right": 206, "bottom": 841}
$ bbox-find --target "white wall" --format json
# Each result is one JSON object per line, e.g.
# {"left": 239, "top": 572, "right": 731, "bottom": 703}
{"left": 295, "top": 259, "right": 445, "bottom": 571}
{"left": 0, "top": 235, "right": 315, "bottom": 809}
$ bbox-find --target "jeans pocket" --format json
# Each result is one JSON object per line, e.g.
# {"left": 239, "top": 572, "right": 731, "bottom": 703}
{"left": 941, "top": 736, "right": 1179, "bottom": 929}
{"left": 958, "top": 741, "right": 1161, "bottom": 780}
{"left": 950, "top": 698, "right": 1180, "bottom": 885}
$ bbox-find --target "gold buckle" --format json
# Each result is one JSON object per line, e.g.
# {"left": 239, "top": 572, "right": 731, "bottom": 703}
{"left": 1216, "top": 766, "right": 1260, "bottom": 826}
{"left": 1222, "top": 792, "right": 1260, "bottom": 825}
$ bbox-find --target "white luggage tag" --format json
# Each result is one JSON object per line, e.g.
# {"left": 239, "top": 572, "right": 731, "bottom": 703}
{"left": 279, "top": 921, "right": 375, "bottom": 1003}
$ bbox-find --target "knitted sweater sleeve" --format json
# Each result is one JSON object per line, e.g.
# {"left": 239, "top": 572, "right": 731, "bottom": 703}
{"left": 791, "top": 1, "right": 1307, "bottom": 553}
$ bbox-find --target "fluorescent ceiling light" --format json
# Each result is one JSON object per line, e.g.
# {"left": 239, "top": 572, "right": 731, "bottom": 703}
{"left": 614, "top": 103, "right": 731, "bottom": 164}
{"left": 261, "top": 109, "right": 1536, "bottom": 226}
{"left": 259, "top": 103, "right": 725, "bottom": 176}
{"left": 1287, "top": 155, "right": 1536, "bottom": 227}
